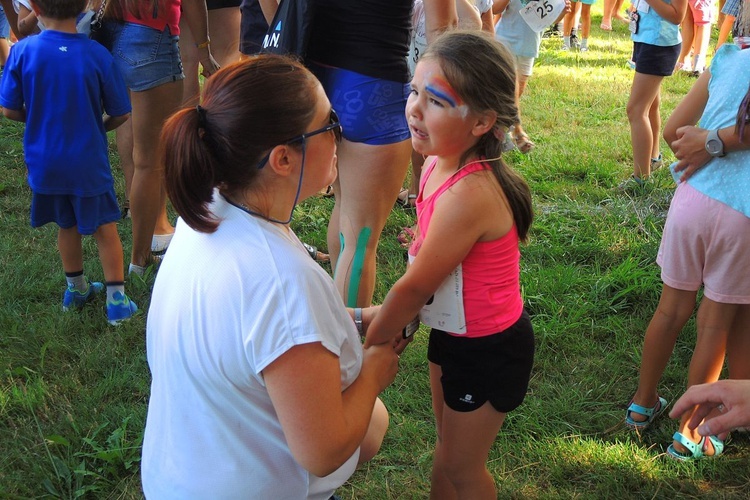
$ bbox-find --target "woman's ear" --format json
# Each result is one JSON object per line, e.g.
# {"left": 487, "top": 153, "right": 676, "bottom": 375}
{"left": 471, "top": 110, "right": 498, "bottom": 137}
{"left": 266, "top": 144, "right": 296, "bottom": 177}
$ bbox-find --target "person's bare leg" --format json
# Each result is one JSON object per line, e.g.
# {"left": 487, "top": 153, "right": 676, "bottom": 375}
{"left": 626, "top": 73, "right": 664, "bottom": 179}
{"left": 329, "top": 138, "right": 411, "bottom": 306}
{"left": 58, "top": 226, "right": 84, "bottom": 274}
{"left": 672, "top": 298, "right": 735, "bottom": 455}
{"left": 430, "top": 359, "right": 506, "bottom": 500}
{"left": 716, "top": 15, "right": 735, "bottom": 50}
{"left": 92, "top": 222, "right": 125, "bottom": 283}
{"left": 357, "top": 397, "right": 389, "bottom": 464}
{"left": 648, "top": 90, "right": 661, "bottom": 160}
{"left": 178, "top": 17, "right": 201, "bottom": 107}
{"left": 630, "top": 286, "right": 697, "bottom": 420}
{"left": 128, "top": 81, "right": 183, "bottom": 268}
{"left": 676, "top": 9, "right": 695, "bottom": 70}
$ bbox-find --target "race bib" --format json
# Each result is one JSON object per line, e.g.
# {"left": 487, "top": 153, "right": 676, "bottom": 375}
{"left": 418, "top": 263, "right": 467, "bottom": 335}
{"left": 519, "top": 0, "right": 566, "bottom": 32}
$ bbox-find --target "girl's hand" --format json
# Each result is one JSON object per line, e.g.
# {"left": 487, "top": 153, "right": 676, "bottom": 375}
{"left": 199, "top": 49, "right": 221, "bottom": 78}
{"left": 392, "top": 334, "right": 414, "bottom": 356}
{"left": 671, "top": 125, "right": 711, "bottom": 182}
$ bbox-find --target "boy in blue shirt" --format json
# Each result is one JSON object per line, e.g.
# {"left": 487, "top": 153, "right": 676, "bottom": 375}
{"left": 0, "top": 0, "right": 137, "bottom": 324}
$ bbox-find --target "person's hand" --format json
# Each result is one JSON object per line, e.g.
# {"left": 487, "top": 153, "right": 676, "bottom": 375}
{"left": 564, "top": 0, "right": 572, "bottom": 12}
{"left": 392, "top": 333, "right": 413, "bottom": 355}
{"left": 671, "top": 125, "right": 711, "bottom": 182}
{"left": 199, "top": 50, "right": 221, "bottom": 78}
{"left": 360, "top": 306, "right": 381, "bottom": 337}
{"left": 361, "top": 342, "right": 399, "bottom": 393}
{"left": 669, "top": 380, "right": 750, "bottom": 437}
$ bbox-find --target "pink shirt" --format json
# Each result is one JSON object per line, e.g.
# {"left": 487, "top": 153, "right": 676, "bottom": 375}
{"left": 123, "top": 0, "right": 181, "bottom": 36}
{"left": 409, "top": 159, "right": 524, "bottom": 337}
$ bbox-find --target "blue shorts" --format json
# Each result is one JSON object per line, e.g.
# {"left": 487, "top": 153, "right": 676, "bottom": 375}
{"left": 31, "top": 190, "right": 121, "bottom": 235}
{"left": 99, "top": 21, "right": 184, "bottom": 92}
{"left": 633, "top": 42, "right": 680, "bottom": 77}
{"left": 308, "top": 62, "right": 411, "bottom": 145}
{"left": 0, "top": 5, "right": 10, "bottom": 39}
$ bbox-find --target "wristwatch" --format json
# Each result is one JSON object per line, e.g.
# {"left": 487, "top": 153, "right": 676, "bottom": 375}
{"left": 705, "top": 128, "right": 726, "bottom": 157}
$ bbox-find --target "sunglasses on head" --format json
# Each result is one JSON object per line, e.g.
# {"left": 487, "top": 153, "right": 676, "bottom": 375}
{"left": 256, "top": 109, "right": 343, "bottom": 169}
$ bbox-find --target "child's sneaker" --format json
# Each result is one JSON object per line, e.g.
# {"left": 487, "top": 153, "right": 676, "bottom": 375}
{"left": 651, "top": 154, "right": 663, "bottom": 171}
{"left": 107, "top": 291, "right": 138, "bottom": 325}
{"left": 62, "top": 281, "right": 103, "bottom": 311}
{"left": 570, "top": 33, "right": 581, "bottom": 50}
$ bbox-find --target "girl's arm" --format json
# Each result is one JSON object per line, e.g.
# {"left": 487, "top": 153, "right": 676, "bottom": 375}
{"left": 263, "top": 341, "right": 398, "bottom": 477}
{"left": 17, "top": 5, "right": 40, "bottom": 37}
{"left": 643, "top": 0, "right": 687, "bottom": 25}
{"left": 481, "top": 7, "right": 495, "bottom": 32}
{"left": 663, "top": 70, "right": 710, "bottom": 146}
{"left": 180, "top": 0, "right": 220, "bottom": 77}
{"left": 2, "top": 107, "right": 26, "bottom": 122}
{"left": 456, "top": 0, "right": 482, "bottom": 29}
{"left": 664, "top": 69, "right": 750, "bottom": 181}
{"left": 365, "top": 168, "right": 514, "bottom": 347}
{"left": 492, "top": 0, "right": 511, "bottom": 16}
{"left": 424, "top": 0, "right": 459, "bottom": 43}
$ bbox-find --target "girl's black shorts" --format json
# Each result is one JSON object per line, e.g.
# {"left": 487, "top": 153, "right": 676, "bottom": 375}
{"left": 428, "top": 310, "right": 535, "bottom": 413}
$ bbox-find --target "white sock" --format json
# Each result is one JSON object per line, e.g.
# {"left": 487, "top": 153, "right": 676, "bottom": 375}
{"left": 581, "top": 38, "right": 588, "bottom": 49}
{"left": 65, "top": 271, "right": 87, "bottom": 291}
{"left": 151, "top": 233, "right": 173, "bottom": 252}
{"left": 128, "top": 263, "right": 146, "bottom": 276}
{"left": 692, "top": 54, "right": 706, "bottom": 73}
{"left": 106, "top": 282, "right": 125, "bottom": 303}
{"left": 563, "top": 36, "right": 571, "bottom": 47}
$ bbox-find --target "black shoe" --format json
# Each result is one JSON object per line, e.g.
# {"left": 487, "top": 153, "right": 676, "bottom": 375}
{"left": 570, "top": 33, "right": 581, "bottom": 50}
{"left": 543, "top": 23, "right": 562, "bottom": 38}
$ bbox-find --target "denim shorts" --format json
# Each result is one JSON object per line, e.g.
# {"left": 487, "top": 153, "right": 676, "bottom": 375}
{"left": 308, "top": 61, "right": 411, "bottom": 145}
{"left": 99, "top": 21, "right": 184, "bottom": 92}
{"left": 31, "top": 189, "right": 121, "bottom": 235}
{"left": 0, "top": 5, "right": 10, "bottom": 39}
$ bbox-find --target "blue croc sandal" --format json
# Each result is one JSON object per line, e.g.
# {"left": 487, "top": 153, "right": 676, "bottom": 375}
{"left": 625, "top": 396, "right": 668, "bottom": 430}
{"left": 667, "top": 432, "right": 725, "bottom": 461}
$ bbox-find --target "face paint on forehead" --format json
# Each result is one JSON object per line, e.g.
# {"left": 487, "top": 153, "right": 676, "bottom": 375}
{"left": 425, "top": 74, "right": 463, "bottom": 108}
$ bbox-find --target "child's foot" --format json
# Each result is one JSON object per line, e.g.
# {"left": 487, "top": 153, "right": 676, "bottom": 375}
{"left": 651, "top": 154, "right": 663, "bottom": 171}
{"left": 617, "top": 175, "right": 647, "bottom": 193}
{"left": 667, "top": 432, "right": 724, "bottom": 461}
{"left": 62, "top": 281, "right": 104, "bottom": 311}
{"left": 107, "top": 291, "right": 138, "bottom": 325}
{"left": 625, "top": 396, "right": 668, "bottom": 430}
{"left": 570, "top": 33, "right": 581, "bottom": 50}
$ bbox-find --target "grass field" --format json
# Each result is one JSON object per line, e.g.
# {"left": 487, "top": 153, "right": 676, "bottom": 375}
{"left": 2, "top": 13, "right": 750, "bottom": 499}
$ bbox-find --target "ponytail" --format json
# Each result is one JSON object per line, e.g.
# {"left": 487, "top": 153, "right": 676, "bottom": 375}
{"left": 162, "top": 107, "right": 220, "bottom": 233}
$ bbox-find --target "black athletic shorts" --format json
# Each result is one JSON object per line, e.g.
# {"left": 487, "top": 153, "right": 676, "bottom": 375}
{"left": 427, "top": 310, "right": 535, "bottom": 413}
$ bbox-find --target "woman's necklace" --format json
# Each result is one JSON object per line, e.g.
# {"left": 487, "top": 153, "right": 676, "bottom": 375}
{"left": 222, "top": 194, "right": 291, "bottom": 226}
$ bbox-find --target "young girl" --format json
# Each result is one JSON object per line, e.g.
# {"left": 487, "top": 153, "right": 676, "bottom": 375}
{"left": 625, "top": 19, "right": 750, "bottom": 460}
{"left": 622, "top": 0, "right": 686, "bottom": 189}
{"left": 365, "top": 31, "right": 535, "bottom": 498}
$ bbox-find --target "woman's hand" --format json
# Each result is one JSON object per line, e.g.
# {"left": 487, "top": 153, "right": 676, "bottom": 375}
{"left": 671, "top": 125, "right": 711, "bottom": 182}
{"left": 670, "top": 380, "right": 750, "bottom": 437}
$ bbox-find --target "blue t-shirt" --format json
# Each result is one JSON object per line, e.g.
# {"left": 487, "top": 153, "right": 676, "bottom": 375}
{"left": 0, "top": 30, "right": 131, "bottom": 196}
{"left": 670, "top": 44, "right": 750, "bottom": 218}
{"left": 631, "top": 0, "right": 681, "bottom": 47}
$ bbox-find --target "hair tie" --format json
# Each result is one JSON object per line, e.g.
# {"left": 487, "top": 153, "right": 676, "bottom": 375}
{"left": 196, "top": 105, "right": 208, "bottom": 129}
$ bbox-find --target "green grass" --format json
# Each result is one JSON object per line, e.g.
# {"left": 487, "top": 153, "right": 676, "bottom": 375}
{"left": 3, "top": 16, "right": 750, "bottom": 499}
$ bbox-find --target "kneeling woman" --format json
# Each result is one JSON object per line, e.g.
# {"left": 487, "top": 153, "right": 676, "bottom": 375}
{"left": 141, "top": 56, "right": 399, "bottom": 498}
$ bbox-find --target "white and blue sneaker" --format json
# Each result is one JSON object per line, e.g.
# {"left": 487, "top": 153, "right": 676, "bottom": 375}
{"left": 107, "top": 291, "right": 138, "bottom": 325}
{"left": 62, "top": 281, "right": 104, "bottom": 311}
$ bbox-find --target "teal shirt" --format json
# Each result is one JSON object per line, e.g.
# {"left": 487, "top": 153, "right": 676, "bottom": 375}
{"left": 631, "top": 0, "right": 681, "bottom": 46}
{"left": 670, "top": 45, "right": 750, "bottom": 218}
